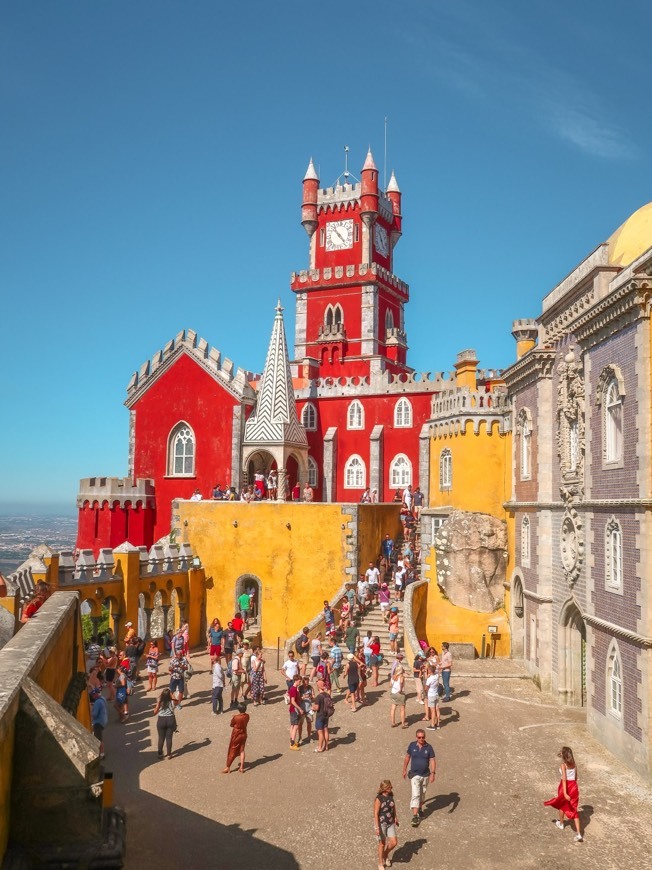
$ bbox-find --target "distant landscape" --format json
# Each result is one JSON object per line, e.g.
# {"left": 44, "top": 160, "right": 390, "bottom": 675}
{"left": 0, "top": 509, "right": 77, "bottom": 576}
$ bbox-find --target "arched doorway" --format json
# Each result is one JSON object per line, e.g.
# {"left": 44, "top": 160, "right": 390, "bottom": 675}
{"left": 235, "top": 574, "right": 262, "bottom": 630}
{"left": 558, "top": 600, "right": 586, "bottom": 707}
{"left": 511, "top": 574, "right": 525, "bottom": 659}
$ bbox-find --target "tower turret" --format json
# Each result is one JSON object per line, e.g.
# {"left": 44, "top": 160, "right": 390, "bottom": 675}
{"left": 360, "top": 148, "right": 379, "bottom": 229}
{"left": 387, "top": 171, "right": 402, "bottom": 242}
{"left": 301, "top": 158, "right": 319, "bottom": 238}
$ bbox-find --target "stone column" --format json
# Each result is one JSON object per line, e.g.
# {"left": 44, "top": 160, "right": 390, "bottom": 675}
{"left": 90, "top": 616, "right": 102, "bottom": 638}
{"left": 112, "top": 614, "right": 121, "bottom": 643}
{"left": 178, "top": 601, "right": 187, "bottom": 626}
{"left": 144, "top": 607, "right": 153, "bottom": 640}
{"left": 162, "top": 604, "right": 171, "bottom": 634}
{"left": 277, "top": 468, "right": 287, "bottom": 502}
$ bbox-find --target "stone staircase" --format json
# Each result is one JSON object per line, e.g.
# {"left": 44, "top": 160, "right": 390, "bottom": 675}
{"left": 355, "top": 598, "right": 405, "bottom": 673}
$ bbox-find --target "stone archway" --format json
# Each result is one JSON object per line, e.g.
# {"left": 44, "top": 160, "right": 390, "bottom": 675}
{"left": 558, "top": 599, "right": 586, "bottom": 707}
{"left": 235, "top": 574, "right": 262, "bottom": 630}
{"left": 511, "top": 574, "right": 525, "bottom": 659}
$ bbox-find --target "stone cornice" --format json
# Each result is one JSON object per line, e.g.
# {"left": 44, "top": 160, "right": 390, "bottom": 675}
{"left": 583, "top": 613, "right": 652, "bottom": 648}
{"left": 523, "top": 589, "right": 553, "bottom": 604}
{"left": 574, "top": 276, "right": 652, "bottom": 345}
{"left": 502, "top": 349, "right": 556, "bottom": 392}
{"left": 505, "top": 499, "right": 652, "bottom": 510}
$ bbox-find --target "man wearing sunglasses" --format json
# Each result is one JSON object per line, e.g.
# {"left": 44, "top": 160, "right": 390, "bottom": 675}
{"left": 402, "top": 729, "right": 436, "bottom": 826}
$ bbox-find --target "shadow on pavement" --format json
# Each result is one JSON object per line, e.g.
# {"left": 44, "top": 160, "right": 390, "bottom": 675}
{"left": 423, "top": 791, "right": 461, "bottom": 817}
{"left": 328, "top": 729, "right": 356, "bottom": 748}
{"left": 392, "top": 837, "right": 427, "bottom": 863}
{"left": 245, "top": 752, "right": 283, "bottom": 771}
{"left": 581, "top": 804, "right": 594, "bottom": 829}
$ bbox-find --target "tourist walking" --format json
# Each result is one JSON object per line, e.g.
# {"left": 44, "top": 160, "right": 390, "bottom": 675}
{"left": 310, "top": 633, "right": 323, "bottom": 668}
{"left": 312, "top": 685, "right": 334, "bottom": 752}
{"left": 222, "top": 703, "right": 249, "bottom": 774}
{"left": 390, "top": 660, "right": 407, "bottom": 728}
{"left": 298, "top": 676, "right": 314, "bottom": 745}
{"left": 168, "top": 650, "right": 189, "bottom": 708}
{"left": 344, "top": 653, "right": 359, "bottom": 712}
{"left": 211, "top": 655, "right": 225, "bottom": 715}
{"left": 288, "top": 672, "right": 303, "bottom": 750}
{"left": 230, "top": 647, "right": 244, "bottom": 707}
{"left": 90, "top": 687, "right": 108, "bottom": 759}
{"left": 145, "top": 640, "right": 160, "bottom": 692}
{"left": 114, "top": 666, "right": 129, "bottom": 723}
{"left": 388, "top": 607, "right": 400, "bottom": 654}
{"left": 402, "top": 729, "right": 436, "bottom": 827}
{"left": 440, "top": 642, "right": 453, "bottom": 701}
{"left": 369, "top": 636, "right": 382, "bottom": 686}
{"left": 153, "top": 688, "right": 177, "bottom": 759}
{"left": 412, "top": 649, "right": 426, "bottom": 705}
{"left": 296, "top": 626, "right": 310, "bottom": 675}
{"left": 311, "top": 652, "right": 332, "bottom": 693}
{"left": 424, "top": 665, "right": 441, "bottom": 730}
{"left": 544, "top": 746, "right": 583, "bottom": 841}
{"left": 208, "top": 618, "right": 223, "bottom": 658}
{"left": 373, "top": 780, "right": 399, "bottom": 870}
{"left": 250, "top": 647, "right": 266, "bottom": 705}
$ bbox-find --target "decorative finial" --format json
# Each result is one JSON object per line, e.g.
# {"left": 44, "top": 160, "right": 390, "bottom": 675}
{"left": 276, "top": 298, "right": 284, "bottom": 315}
{"left": 343, "top": 144, "right": 350, "bottom": 180}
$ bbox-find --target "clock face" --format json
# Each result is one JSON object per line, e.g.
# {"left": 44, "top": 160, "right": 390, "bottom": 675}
{"left": 325, "top": 219, "right": 354, "bottom": 251}
{"left": 374, "top": 223, "right": 389, "bottom": 257}
{"left": 560, "top": 517, "right": 578, "bottom": 571}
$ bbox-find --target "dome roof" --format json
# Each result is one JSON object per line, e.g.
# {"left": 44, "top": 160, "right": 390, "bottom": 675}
{"left": 607, "top": 202, "right": 652, "bottom": 267}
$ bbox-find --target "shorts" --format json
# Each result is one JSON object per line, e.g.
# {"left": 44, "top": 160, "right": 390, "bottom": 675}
{"left": 290, "top": 709, "right": 301, "bottom": 725}
{"left": 389, "top": 632, "right": 397, "bottom": 641}
{"left": 92, "top": 723, "right": 104, "bottom": 741}
{"left": 170, "top": 678, "right": 184, "bottom": 695}
{"left": 115, "top": 688, "right": 128, "bottom": 705}
{"left": 377, "top": 823, "right": 397, "bottom": 843}
{"left": 231, "top": 674, "right": 242, "bottom": 689}
{"left": 390, "top": 691, "right": 406, "bottom": 706}
{"left": 311, "top": 656, "right": 321, "bottom": 668}
{"left": 301, "top": 652, "right": 310, "bottom": 665}
{"left": 348, "top": 682, "right": 359, "bottom": 694}
{"left": 427, "top": 694, "right": 439, "bottom": 706}
{"left": 210, "top": 645, "right": 222, "bottom": 657}
{"left": 380, "top": 602, "right": 390, "bottom": 612}
{"left": 315, "top": 716, "right": 328, "bottom": 731}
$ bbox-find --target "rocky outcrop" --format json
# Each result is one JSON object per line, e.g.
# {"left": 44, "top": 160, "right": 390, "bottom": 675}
{"left": 434, "top": 510, "right": 507, "bottom": 612}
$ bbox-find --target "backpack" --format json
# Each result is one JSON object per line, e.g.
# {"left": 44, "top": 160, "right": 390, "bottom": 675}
{"left": 321, "top": 694, "right": 335, "bottom": 718}
{"left": 295, "top": 634, "right": 306, "bottom": 654}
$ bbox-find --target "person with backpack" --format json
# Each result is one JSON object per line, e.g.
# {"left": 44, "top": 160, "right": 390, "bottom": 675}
{"left": 222, "top": 622, "right": 237, "bottom": 665}
{"left": 312, "top": 685, "right": 335, "bottom": 752}
{"left": 295, "top": 627, "right": 310, "bottom": 675}
{"left": 310, "top": 652, "right": 331, "bottom": 694}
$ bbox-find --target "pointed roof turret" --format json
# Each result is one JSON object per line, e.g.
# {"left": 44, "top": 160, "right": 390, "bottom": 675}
{"left": 387, "top": 171, "right": 400, "bottom": 193}
{"left": 243, "top": 301, "right": 308, "bottom": 448}
{"left": 303, "top": 158, "right": 319, "bottom": 182}
{"left": 362, "top": 148, "right": 377, "bottom": 171}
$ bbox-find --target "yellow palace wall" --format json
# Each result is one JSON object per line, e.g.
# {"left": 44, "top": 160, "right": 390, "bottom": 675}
{"left": 177, "top": 501, "right": 399, "bottom": 648}
{"left": 423, "top": 421, "right": 513, "bottom": 656}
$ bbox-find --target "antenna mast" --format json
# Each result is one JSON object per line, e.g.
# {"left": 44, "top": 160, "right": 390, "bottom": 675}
{"left": 344, "top": 144, "right": 350, "bottom": 181}
{"left": 383, "top": 117, "right": 388, "bottom": 191}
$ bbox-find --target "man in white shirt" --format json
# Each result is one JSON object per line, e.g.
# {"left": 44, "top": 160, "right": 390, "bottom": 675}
{"left": 230, "top": 648, "right": 244, "bottom": 707}
{"left": 365, "top": 561, "right": 381, "bottom": 603}
{"left": 402, "top": 484, "right": 413, "bottom": 512}
{"left": 280, "top": 650, "right": 300, "bottom": 689}
{"left": 211, "top": 655, "right": 225, "bottom": 715}
{"left": 356, "top": 576, "right": 369, "bottom": 614}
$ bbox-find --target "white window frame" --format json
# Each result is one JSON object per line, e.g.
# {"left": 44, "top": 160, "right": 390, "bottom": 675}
{"left": 389, "top": 454, "right": 412, "bottom": 488}
{"left": 308, "top": 456, "right": 318, "bottom": 487}
{"left": 344, "top": 455, "right": 365, "bottom": 489}
{"left": 301, "top": 402, "right": 317, "bottom": 431}
{"left": 385, "top": 308, "right": 394, "bottom": 330}
{"left": 607, "top": 640, "right": 623, "bottom": 719}
{"left": 518, "top": 409, "right": 532, "bottom": 480}
{"left": 168, "top": 422, "right": 195, "bottom": 477}
{"left": 605, "top": 379, "right": 623, "bottom": 464}
{"left": 394, "top": 397, "right": 412, "bottom": 428}
{"left": 605, "top": 517, "right": 623, "bottom": 592}
{"left": 521, "top": 516, "right": 531, "bottom": 568}
{"left": 439, "top": 448, "right": 452, "bottom": 490}
{"left": 347, "top": 400, "right": 364, "bottom": 430}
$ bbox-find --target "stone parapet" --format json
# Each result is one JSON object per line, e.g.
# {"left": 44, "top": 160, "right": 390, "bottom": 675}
{"left": 77, "top": 476, "right": 156, "bottom": 508}
{"left": 290, "top": 261, "right": 409, "bottom": 298}
{"left": 294, "top": 367, "right": 453, "bottom": 400}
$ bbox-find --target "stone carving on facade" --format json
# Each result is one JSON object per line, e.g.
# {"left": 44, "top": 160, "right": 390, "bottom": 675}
{"left": 595, "top": 363, "right": 626, "bottom": 406}
{"left": 556, "top": 347, "right": 585, "bottom": 498}
{"left": 559, "top": 505, "right": 584, "bottom": 588}
{"left": 433, "top": 510, "right": 507, "bottom": 612}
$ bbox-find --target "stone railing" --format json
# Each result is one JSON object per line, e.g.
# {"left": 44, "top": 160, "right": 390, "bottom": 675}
{"left": 403, "top": 578, "right": 429, "bottom": 663}
{"left": 318, "top": 323, "right": 347, "bottom": 341}
{"left": 56, "top": 542, "right": 198, "bottom": 586}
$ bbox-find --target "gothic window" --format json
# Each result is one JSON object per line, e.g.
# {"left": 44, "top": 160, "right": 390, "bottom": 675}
{"left": 385, "top": 309, "right": 394, "bottom": 331}
{"left": 605, "top": 517, "right": 623, "bottom": 591}
{"left": 325, "top": 305, "right": 334, "bottom": 328}
{"left": 607, "top": 641, "right": 623, "bottom": 718}
{"left": 517, "top": 408, "right": 532, "bottom": 480}
{"left": 569, "top": 420, "right": 579, "bottom": 473}
{"left": 521, "top": 516, "right": 531, "bottom": 567}
{"left": 301, "top": 402, "right": 317, "bottom": 431}
{"left": 344, "top": 455, "right": 365, "bottom": 489}
{"left": 439, "top": 448, "right": 452, "bottom": 490}
{"left": 334, "top": 304, "right": 343, "bottom": 327}
{"left": 394, "top": 397, "right": 412, "bottom": 428}
{"left": 168, "top": 422, "right": 195, "bottom": 476}
{"left": 605, "top": 379, "right": 623, "bottom": 463}
{"left": 347, "top": 400, "right": 364, "bottom": 430}
{"left": 308, "top": 456, "right": 318, "bottom": 487}
{"left": 390, "top": 454, "right": 412, "bottom": 488}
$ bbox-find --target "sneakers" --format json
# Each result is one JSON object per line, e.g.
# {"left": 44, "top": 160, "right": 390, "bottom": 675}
{"left": 410, "top": 816, "right": 420, "bottom": 828}
{"left": 289, "top": 743, "right": 300, "bottom": 751}
{"left": 417, "top": 699, "right": 424, "bottom": 705}
{"left": 575, "top": 834, "right": 583, "bottom": 842}
{"left": 426, "top": 725, "right": 436, "bottom": 731}
{"left": 555, "top": 821, "right": 564, "bottom": 830}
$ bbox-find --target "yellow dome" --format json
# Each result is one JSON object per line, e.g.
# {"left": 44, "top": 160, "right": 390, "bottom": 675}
{"left": 607, "top": 202, "right": 652, "bottom": 267}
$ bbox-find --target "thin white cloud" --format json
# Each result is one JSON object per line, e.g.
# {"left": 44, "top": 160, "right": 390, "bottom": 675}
{"left": 544, "top": 104, "right": 636, "bottom": 160}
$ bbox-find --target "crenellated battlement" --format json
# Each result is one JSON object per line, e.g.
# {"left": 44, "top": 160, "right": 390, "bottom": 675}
{"left": 428, "top": 386, "right": 512, "bottom": 436}
{"left": 294, "top": 367, "right": 454, "bottom": 399}
{"left": 126, "top": 328, "right": 257, "bottom": 406}
{"left": 290, "top": 261, "right": 409, "bottom": 296}
{"left": 55, "top": 541, "right": 199, "bottom": 586}
{"left": 77, "top": 476, "right": 156, "bottom": 508}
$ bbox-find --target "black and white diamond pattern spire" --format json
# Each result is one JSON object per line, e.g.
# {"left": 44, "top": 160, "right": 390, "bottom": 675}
{"left": 243, "top": 301, "right": 308, "bottom": 448}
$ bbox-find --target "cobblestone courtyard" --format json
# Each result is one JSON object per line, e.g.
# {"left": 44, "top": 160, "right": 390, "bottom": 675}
{"left": 105, "top": 653, "right": 652, "bottom": 870}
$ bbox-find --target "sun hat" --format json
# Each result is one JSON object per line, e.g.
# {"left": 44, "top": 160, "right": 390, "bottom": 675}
{"left": 346, "top": 653, "right": 354, "bottom": 661}
{"left": 125, "top": 622, "right": 133, "bottom": 627}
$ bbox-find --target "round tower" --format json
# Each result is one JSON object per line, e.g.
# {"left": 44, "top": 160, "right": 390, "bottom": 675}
{"left": 301, "top": 158, "right": 319, "bottom": 237}
{"left": 360, "top": 148, "right": 379, "bottom": 228}
{"left": 387, "top": 170, "right": 402, "bottom": 241}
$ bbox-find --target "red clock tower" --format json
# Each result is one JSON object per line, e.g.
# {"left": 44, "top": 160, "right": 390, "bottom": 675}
{"left": 291, "top": 150, "right": 407, "bottom": 377}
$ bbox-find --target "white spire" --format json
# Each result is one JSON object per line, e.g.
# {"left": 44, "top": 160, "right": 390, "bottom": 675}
{"left": 362, "top": 147, "right": 377, "bottom": 171}
{"left": 243, "top": 304, "right": 307, "bottom": 448}
{"left": 387, "top": 170, "right": 400, "bottom": 193}
{"left": 303, "top": 158, "right": 319, "bottom": 181}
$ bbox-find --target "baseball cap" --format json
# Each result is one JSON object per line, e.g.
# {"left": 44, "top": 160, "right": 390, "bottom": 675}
{"left": 125, "top": 622, "right": 133, "bottom": 627}
{"left": 346, "top": 653, "right": 354, "bottom": 661}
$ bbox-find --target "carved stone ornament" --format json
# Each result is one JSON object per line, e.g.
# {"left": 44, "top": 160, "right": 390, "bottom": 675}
{"left": 560, "top": 507, "right": 584, "bottom": 588}
{"left": 556, "top": 347, "right": 585, "bottom": 502}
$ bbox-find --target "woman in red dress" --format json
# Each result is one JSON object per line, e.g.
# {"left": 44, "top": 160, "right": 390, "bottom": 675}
{"left": 222, "top": 703, "right": 250, "bottom": 774}
{"left": 544, "top": 746, "right": 583, "bottom": 842}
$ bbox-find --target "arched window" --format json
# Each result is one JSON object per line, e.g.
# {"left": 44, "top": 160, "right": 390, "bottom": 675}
{"left": 521, "top": 516, "right": 531, "bottom": 567}
{"left": 605, "top": 379, "right": 623, "bottom": 463}
{"left": 439, "top": 448, "right": 452, "bottom": 490}
{"left": 168, "top": 423, "right": 195, "bottom": 476}
{"left": 308, "top": 456, "right": 318, "bottom": 487}
{"left": 344, "top": 455, "right": 365, "bottom": 489}
{"left": 607, "top": 641, "right": 623, "bottom": 718}
{"left": 301, "top": 402, "right": 317, "bottom": 431}
{"left": 325, "top": 305, "right": 334, "bottom": 328}
{"left": 518, "top": 408, "right": 532, "bottom": 480}
{"left": 347, "top": 400, "right": 364, "bottom": 430}
{"left": 385, "top": 309, "right": 394, "bottom": 331}
{"left": 394, "top": 397, "right": 412, "bottom": 428}
{"left": 605, "top": 517, "right": 623, "bottom": 591}
{"left": 390, "top": 454, "right": 412, "bottom": 488}
{"left": 334, "top": 304, "right": 343, "bottom": 326}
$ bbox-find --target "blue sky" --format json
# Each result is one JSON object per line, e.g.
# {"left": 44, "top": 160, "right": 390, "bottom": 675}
{"left": 1, "top": 0, "right": 651, "bottom": 509}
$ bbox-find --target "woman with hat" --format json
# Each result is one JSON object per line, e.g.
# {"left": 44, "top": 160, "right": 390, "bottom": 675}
{"left": 390, "top": 658, "right": 408, "bottom": 728}
{"left": 343, "top": 653, "right": 359, "bottom": 712}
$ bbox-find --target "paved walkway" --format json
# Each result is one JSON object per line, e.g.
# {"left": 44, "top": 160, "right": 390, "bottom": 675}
{"left": 104, "top": 651, "right": 652, "bottom": 869}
